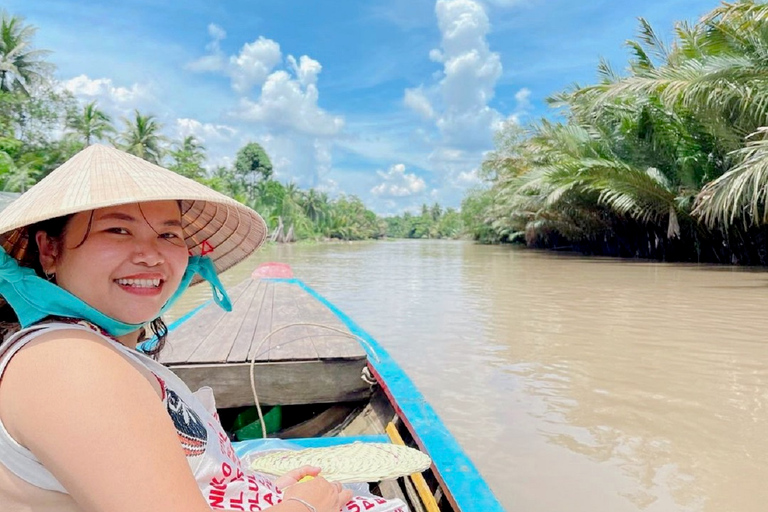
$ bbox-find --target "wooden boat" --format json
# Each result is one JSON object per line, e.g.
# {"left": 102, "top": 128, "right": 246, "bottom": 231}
{"left": 156, "top": 263, "right": 504, "bottom": 512}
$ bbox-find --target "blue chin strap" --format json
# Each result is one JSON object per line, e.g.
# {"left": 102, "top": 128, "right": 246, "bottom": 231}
{"left": 0, "top": 248, "right": 232, "bottom": 338}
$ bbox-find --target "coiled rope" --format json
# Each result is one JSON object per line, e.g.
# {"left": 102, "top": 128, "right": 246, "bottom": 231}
{"left": 248, "top": 323, "right": 380, "bottom": 439}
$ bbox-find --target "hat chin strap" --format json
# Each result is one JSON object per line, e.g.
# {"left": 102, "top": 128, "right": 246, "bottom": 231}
{"left": 0, "top": 249, "right": 232, "bottom": 339}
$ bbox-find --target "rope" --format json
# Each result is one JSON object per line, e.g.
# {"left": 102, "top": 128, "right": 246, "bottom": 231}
{"left": 248, "top": 323, "right": 380, "bottom": 439}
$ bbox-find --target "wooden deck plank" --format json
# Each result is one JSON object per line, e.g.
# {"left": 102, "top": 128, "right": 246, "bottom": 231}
{"left": 168, "top": 359, "right": 371, "bottom": 407}
{"left": 247, "top": 281, "right": 275, "bottom": 362}
{"left": 227, "top": 279, "right": 268, "bottom": 363}
{"left": 293, "top": 288, "right": 365, "bottom": 359}
{"left": 160, "top": 280, "right": 251, "bottom": 364}
{"left": 187, "top": 279, "right": 260, "bottom": 363}
{"left": 266, "top": 282, "right": 319, "bottom": 361}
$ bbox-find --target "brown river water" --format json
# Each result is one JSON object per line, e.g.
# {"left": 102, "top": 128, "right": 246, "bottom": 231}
{"left": 169, "top": 239, "right": 768, "bottom": 512}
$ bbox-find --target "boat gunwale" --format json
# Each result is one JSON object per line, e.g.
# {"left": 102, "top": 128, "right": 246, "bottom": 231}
{"left": 267, "top": 277, "right": 505, "bottom": 512}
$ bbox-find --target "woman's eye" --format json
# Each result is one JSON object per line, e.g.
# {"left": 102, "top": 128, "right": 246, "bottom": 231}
{"left": 160, "top": 232, "right": 180, "bottom": 239}
{"left": 106, "top": 227, "right": 129, "bottom": 235}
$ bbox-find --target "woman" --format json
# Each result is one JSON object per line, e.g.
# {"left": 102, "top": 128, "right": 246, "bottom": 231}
{"left": 0, "top": 145, "right": 405, "bottom": 512}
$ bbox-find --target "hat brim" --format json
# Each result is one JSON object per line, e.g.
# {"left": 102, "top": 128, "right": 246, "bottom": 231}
{"left": 0, "top": 145, "right": 268, "bottom": 279}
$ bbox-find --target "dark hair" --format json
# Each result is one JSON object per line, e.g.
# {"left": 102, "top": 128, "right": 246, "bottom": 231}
{"left": 0, "top": 214, "right": 169, "bottom": 358}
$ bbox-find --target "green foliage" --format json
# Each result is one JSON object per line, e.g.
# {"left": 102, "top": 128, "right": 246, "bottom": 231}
{"left": 65, "top": 101, "right": 115, "bottom": 146}
{"left": 384, "top": 202, "right": 465, "bottom": 239}
{"left": 0, "top": 9, "right": 453, "bottom": 246}
{"left": 0, "top": 11, "right": 52, "bottom": 95}
{"left": 117, "top": 110, "right": 166, "bottom": 164}
{"left": 168, "top": 136, "right": 206, "bottom": 180}
{"left": 234, "top": 142, "right": 273, "bottom": 203}
{"left": 463, "top": 1, "right": 768, "bottom": 264}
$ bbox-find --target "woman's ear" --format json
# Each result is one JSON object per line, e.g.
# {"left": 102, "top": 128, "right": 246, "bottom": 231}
{"left": 35, "top": 231, "right": 59, "bottom": 274}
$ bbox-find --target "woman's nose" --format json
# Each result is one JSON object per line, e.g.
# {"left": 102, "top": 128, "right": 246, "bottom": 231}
{"left": 132, "top": 239, "right": 165, "bottom": 266}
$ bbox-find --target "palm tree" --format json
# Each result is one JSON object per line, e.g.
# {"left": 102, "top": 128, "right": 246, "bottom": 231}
{"left": 0, "top": 150, "right": 39, "bottom": 192}
{"left": 65, "top": 101, "right": 115, "bottom": 146}
{"left": 117, "top": 110, "right": 166, "bottom": 164}
{"left": 169, "top": 135, "right": 206, "bottom": 179}
{"left": 0, "top": 11, "right": 51, "bottom": 95}
{"left": 302, "top": 188, "right": 327, "bottom": 224}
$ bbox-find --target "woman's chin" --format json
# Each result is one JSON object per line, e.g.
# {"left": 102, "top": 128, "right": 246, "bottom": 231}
{"left": 112, "top": 311, "right": 161, "bottom": 326}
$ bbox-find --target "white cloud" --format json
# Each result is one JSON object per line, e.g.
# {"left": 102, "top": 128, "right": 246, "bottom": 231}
{"left": 456, "top": 168, "right": 481, "bottom": 185}
{"left": 515, "top": 87, "right": 531, "bottom": 108}
{"left": 429, "top": 49, "right": 444, "bottom": 62}
{"left": 433, "top": 0, "right": 503, "bottom": 149}
{"left": 60, "top": 75, "right": 158, "bottom": 121}
{"left": 187, "top": 24, "right": 228, "bottom": 72}
{"left": 188, "top": 29, "right": 281, "bottom": 93}
{"left": 404, "top": 87, "right": 435, "bottom": 119}
{"left": 229, "top": 37, "right": 282, "bottom": 93}
{"left": 208, "top": 23, "right": 226, "bottom": 42}
{"left": 233, "top": 70, "right": 343, "bottom": 137}
{"left": 175, "top": 118, "right": 237, "bottom": 144}
{"left": 254, "top": 133, "right": 335, "bottom": 188}
{"left": 288, "top": 55, "right": 322, "bottom": 87}
{"left": 62, "top": 75, "right": 150, "bottom": 105}
{"left": 371, "top": 164, "right": 427, "bottom": 197}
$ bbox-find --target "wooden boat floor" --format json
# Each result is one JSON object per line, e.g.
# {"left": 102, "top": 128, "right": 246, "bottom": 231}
{"left": 160, "top": 278, "right": 370, "bottom": 408}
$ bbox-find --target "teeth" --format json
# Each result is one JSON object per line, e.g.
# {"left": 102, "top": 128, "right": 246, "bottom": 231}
{"left": 116, "top": 278, "right": 161, "bottom": 287}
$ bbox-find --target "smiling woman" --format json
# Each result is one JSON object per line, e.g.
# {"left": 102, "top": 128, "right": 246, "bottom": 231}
{"left": 0, "top": 145, "right": 406, "bottom": 512}
{"left": 36, "top": 202, "right": 190, "bottom": 329}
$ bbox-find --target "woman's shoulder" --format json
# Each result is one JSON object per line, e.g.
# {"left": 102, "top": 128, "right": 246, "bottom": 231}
{"left": 0, "top": 324, "right": 164, "bottom": 448}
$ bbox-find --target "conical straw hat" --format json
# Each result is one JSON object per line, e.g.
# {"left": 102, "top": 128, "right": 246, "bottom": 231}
{"left": 0, "top": 144, "right": 267, "bottom": 277}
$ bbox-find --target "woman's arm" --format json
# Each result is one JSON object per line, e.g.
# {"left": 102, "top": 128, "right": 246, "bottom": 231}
{"left": 0, "top": 329, "right": 214, "bottom": 512}
{"left": 0, "top": 329, "right": 353, "bottom": 512}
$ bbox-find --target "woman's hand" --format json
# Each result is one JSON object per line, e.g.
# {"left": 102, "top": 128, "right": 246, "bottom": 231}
{"left": 275, "top": 465, "right": 322, "bottom": 489}
{"left": 282, "top": 474, "right": 353, "bottom": 512}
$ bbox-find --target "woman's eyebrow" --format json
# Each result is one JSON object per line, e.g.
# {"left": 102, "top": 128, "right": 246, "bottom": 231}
{"left": 96, "top": 212, "right": 182, "bottom": 227}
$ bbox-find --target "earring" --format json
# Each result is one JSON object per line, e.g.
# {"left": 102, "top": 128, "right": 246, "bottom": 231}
{"left": 45, "top": 272, "right": 56, "bottom": 282}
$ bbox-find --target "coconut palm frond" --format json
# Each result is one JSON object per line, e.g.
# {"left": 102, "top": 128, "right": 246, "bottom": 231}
{"left": 694, "top": 127, "right": 768, "bottom": 227}
{"left": 635, "top": 17, "right": 671, "bottom": 64}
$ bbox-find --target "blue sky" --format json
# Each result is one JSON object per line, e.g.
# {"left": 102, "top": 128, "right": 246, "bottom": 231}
{"left": 10, "top": 0, "right": 718, "bottom": 214}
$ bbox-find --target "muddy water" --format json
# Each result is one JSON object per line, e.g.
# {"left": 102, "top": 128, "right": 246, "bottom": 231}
{"left": 169, "top": 240, "right": 768, "bottom": 512}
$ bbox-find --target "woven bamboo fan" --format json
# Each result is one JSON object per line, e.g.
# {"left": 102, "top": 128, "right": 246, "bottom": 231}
{"left": 249, "top": 442, "right": 432, "bottom": 483}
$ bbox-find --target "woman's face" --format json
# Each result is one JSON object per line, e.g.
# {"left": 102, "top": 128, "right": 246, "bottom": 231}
{"left": 37, "top": 201, "right": 189, "bottom": 325}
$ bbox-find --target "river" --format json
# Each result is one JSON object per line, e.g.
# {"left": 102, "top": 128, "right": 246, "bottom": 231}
{"left": 170, "top": 239, "right": 768, "bottom": 512}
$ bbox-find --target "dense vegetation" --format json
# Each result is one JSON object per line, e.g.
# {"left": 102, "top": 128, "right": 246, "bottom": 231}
{"left": 0, "top": 10, "right": 460, "bottom": 242}
{"left": 463, "top": 1, "right": 768, "bottom": 265}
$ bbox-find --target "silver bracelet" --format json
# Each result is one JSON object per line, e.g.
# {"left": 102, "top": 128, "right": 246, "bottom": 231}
{"left": 286, "top": 497, "right": 317, "bottom": 512}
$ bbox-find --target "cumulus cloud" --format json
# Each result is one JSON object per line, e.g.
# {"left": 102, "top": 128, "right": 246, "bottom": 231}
{"left": 61, "top": 75, "right": 157, "bottom": 119}
{"left": 455, "top": 168, "right": 481, "bottom": 185}
{"left": 186, "top": 23, "right": 345, "bottom": 188}
{"left": 233, "top": 70, "right": 343, "bottom": 137}
{"left": 187, "top": 24, "right": 229, "bottom": 72}
{"left": 433, "top": 0, "right": 503, "bottom": 149}
{"left": 188, "top": 29, "right": 281, "bottom": 93}
{"left": 175, "top": 118, "right": 237, "bottom": 143}
{"left": 288, "top": 55, "right": 322, "bottom": 87}
{"left": 62, "top": 75, "right": 150, "bottom": 104}
{"left": 404, "top": 87, "right": 435, "bottom": 119}
{"left": 515, "top": 87, "right": 531, "bottom": 109}
{"left": 371, "top": 164, "right": 427, "bottom": 197}
{"left": 229, "top": 37, "right": 282, "bottom": 93}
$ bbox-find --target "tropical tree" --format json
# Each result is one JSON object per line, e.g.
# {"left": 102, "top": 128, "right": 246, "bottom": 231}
{"left": 168, "top": 135, "right": 206, "bottom": 180}
{"left": 0, "top": 150, "right": 40, "bottom": 192}
{"left": 0, "top": 11, "right": 51, "bottom": 95}
{"left": 234, "top": 142, "right": 273, "bottom": 202}
{"left": 65, "top": 101, "right": 115, "bottom": 146}
{"left": 117, "top": 110, "right": 166, "bottom": 164}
